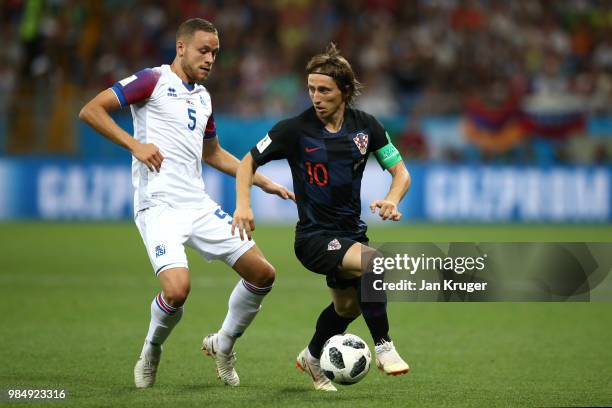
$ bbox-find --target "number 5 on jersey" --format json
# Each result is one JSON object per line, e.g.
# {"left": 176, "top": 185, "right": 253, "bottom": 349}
{"left": 187, "top": 108, "right": 196, "bottom": 130}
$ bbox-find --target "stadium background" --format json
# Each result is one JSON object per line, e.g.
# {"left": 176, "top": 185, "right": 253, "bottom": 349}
{"left": 1, "top": 1, "right": 611, "bottom": 407}
{"left": 1, "top": 0, "right": 611, "bottom": 221}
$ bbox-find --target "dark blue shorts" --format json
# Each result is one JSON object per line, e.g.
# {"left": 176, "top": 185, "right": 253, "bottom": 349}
{"left": 294, "top": 233, "right": 368, "bottom": 289}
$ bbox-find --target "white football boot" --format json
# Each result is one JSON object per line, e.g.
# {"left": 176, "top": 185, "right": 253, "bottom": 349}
{"left": 375, "top": 340, "right": 410, "bottom": 375}
{"left": 296, "top": 348, "right": 337, "bottom": 392}
{"left": 134, "top": 341, "right": 162, "bottom": 388}
{"left": 202, "top": 333, "right": 240, "bottom": 386}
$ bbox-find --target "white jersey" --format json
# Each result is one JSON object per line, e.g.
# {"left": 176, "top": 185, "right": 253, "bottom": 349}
{"left": 111, "top": 64, "right": 217, "bottom": 212}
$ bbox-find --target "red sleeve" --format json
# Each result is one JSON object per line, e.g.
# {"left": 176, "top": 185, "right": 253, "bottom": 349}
{"left": 111, "top": 68, "right": 161, "bottom": 107}
{"left": 204, "top": 113, "right": 217, "bottom": 139}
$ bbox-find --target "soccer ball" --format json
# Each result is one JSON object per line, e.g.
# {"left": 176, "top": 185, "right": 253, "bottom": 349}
{"left": 320, "top": 333, "right": 371, "bottom": 385}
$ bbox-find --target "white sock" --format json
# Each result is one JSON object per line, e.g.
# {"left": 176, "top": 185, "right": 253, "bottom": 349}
{"left": 144, "top": 293, "right": 183, "bottom": 358}
{"left": 143, "top": 341, "right": 161, "bottom": 362}
{"left": 217, "top": 331, "right": 236, "bottom": 355}
{"left": 219, "top": 279, "right": 272, "bottom": 354}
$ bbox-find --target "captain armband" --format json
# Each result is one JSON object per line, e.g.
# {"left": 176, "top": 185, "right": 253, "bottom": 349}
{"left": 374, "top": 141, "right": 402, "bottom": 170}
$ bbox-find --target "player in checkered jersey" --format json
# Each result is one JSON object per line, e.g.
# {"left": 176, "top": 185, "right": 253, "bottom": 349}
{"left": 79, "top": 18, "right": 294, "bottom": 388}
{"left": 233, "top": 43, "right": 412, "bottom": 391}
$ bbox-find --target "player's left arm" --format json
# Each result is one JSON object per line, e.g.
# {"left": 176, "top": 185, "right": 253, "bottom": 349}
{"left": 368, "top": 121, "right": 411, "bottom": 221}
{"left": 202, "top": 138, "right": 294, "bottom": 201}
{"left": 370, "top": 161, "right": 411, "bottom": 221}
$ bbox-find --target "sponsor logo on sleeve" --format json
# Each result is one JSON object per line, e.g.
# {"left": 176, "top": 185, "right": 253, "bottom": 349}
{"left": 256, "top": 134, "right": 272, "bottom": 153}
{"left": 119, "top": 75, "right": 137, "bottom": 87}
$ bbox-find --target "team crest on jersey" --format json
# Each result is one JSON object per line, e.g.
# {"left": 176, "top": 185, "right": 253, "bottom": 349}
{"left": 327, "top": 239, "right": 341, "bottom": 251}
{"left": 155, "top": 244, "right": 166, "bottom": 257}
{"left": 353, "top": 132, "right": 369, "bottom": 155}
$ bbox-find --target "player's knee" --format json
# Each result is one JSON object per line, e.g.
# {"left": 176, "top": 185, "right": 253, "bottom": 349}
{"left": 164, "top": 282, "right": 191, "bottom": 307}
{"left": 251, "top": 262, "right": 276, "bottom": 288}
{"left": 260, "top": 262, "right": 276, "bottom": 287}
{"left": 364, "top": 249, "right": 385, "bottom": 274}
{"left": 337, "top": 268, "right": 362, "bottom": 281}
{"left": 334, "top": 298, "right": 361, "bottom": 319}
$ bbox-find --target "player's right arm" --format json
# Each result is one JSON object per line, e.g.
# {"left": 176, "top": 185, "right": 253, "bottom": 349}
{"left": 233, "top": 119, "right": 295, "bottom": 241}
{"left": 78, "top": 86, "right": 164, "bottom": 172}
{"left": 233, "top": 152, "right": 258, "bottom": 241}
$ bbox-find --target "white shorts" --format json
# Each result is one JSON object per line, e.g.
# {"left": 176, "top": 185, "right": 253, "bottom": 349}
{"left": 135, "top": 203, "right": 255, "bottom": 275}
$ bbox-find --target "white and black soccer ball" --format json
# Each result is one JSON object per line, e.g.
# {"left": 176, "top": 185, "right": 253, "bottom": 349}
{"left": 320, "top": 333, "right": 371, "bottom": 385}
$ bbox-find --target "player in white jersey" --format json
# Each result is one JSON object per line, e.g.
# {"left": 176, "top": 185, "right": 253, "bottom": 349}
{"left": 79, "top": 18, "right": 294, "bottom": 388}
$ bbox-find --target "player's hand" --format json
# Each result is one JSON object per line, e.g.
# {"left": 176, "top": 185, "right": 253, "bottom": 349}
{"left": 232, "top": 206, "right": 256, "bottom": 241}
{"left": 132, "top": 142, "right": 164, "bottom": 172}
{"left": 370, "top": 199, "right": 402, "bottom": 221}
{"left": 261, "top": 182, "right": 296, "bottom": 202}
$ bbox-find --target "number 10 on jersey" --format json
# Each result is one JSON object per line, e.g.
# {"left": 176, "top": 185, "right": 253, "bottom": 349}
{"left": 305, "top": 161, "right": 328, "bottom": 186}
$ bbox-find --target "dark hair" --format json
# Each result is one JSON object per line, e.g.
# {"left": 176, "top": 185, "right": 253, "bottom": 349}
{"left": 306, "top": 43, "right": 362, "bottom": 106}
{"left": 176, "top": 18, "right": 217, "bottom": 41}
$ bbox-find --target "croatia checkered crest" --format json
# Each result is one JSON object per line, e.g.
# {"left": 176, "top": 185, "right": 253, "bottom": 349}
{"left": 353, "top": 132, "right": 369, "bottom": 155}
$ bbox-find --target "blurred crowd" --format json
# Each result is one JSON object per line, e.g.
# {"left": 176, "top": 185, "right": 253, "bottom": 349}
{"left": 1, "top": 0, "right": 612, "bottom": 161}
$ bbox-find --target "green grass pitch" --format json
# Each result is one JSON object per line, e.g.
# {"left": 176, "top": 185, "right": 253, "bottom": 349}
{"left": 1, "top": 223, "right": 611, "bottom": 407}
